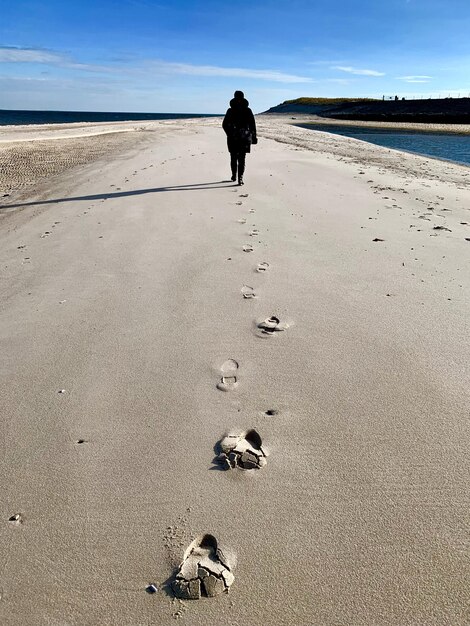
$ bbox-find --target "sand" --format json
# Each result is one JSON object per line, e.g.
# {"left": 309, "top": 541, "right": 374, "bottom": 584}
{"left": 264, "top": 113, "right": 470, "bottom": 135}
{"left": 0, "top": 117, "right": 469, "bottom": 625}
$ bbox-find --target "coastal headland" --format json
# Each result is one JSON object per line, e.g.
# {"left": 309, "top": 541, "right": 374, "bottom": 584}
{"left": 1, "top": 117, "right": 469, "bottom": 625}
{"left": 265, "top": 96, "right": 470, "bottom": 126}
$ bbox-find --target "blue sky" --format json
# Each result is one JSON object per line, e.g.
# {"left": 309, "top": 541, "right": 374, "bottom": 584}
{"left": 1, "top": 0, "right": 469, "bottom": 113}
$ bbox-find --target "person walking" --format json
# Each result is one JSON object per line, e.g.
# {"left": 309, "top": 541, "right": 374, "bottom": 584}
{"left": 222, "top": 90, "right": 257, "bottom": 185}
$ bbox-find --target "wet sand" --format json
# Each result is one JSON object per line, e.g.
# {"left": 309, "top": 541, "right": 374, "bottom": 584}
{"left": 1, "top": 118, "right": 469, "bottom": 625}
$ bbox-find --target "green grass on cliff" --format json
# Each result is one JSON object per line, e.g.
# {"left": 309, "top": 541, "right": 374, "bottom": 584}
{"left": 282, "top": 97, "right": 379, "bottom": 105}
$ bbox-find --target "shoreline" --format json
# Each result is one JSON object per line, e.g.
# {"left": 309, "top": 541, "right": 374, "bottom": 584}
{"left": 293, "top": 122, "right": 470, "bottom": 168}
{"left": 0, "top": 118, "right": 217, "bottom": 142}
{"left": 253, "top": 114, "right": 470, "bottom": 186}
{"left": 2, "top": 116, "right": 469, "bottom": 202}
{"left": 263, "top": 112, "right": 470, "bottom": 135}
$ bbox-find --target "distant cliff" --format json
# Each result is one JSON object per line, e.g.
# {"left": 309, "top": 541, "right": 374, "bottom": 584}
{"left": 264, "top": 97, "right": 470, "bottom": 124}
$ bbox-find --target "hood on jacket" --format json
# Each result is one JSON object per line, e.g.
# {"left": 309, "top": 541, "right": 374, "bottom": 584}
{"left": 230, "top": 97, "right": 249, "bottom": 108}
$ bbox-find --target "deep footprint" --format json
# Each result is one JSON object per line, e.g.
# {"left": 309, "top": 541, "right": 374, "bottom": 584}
{"left": 241, "top": 285, "right": 256, "bottom": 299}
{"left": 256, "top": 262, "right": 270, "bottom": 272}
{"left": 217, "top": 429, "right": 267, "bottom": 470}
{"left": 243, "top": 244, "right": 253, "bottom": 253}
{"left": 217, "top": 359, "right": 239, "bottom": 391}
{"left": 257, "top": 316, "right": 288, "bottom": 335}
{"left": 172, "top": 534, "right": 235, "bottom": 599}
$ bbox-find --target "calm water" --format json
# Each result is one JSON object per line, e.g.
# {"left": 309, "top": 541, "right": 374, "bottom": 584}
{"left": 0, "top": 109, "right": 220, "bottom": 126}
{"left": 300, "top": 123, "right": 470, "bottom": 167}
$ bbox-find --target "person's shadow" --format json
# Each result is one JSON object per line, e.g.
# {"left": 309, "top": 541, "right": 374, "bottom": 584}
{"left": 0, "top": 180, "right": 238, "bottom": 211}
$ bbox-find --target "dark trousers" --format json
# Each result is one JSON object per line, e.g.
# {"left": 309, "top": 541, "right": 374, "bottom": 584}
{"left": 230, "top": 151, "right": 246, "bottom": 179}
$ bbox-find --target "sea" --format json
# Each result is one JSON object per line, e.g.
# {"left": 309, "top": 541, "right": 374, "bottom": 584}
{"left": 0, "top": 109, "right": 220, "bottom": 126}
{"left": 298, "top": 123, "right": 470, "bottom": 167}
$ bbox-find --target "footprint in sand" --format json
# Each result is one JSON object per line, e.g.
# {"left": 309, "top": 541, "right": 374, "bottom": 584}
{"left": 243, "top": 244, "right": 253, "bottom": 253}
{"left": 241, "top": 285, "right": 256, "bottom": 299}
{"left": 257, "top": 316, "right": 288, "bottom": 336}
{"left": 172, "top": 534, "right": 235, "bottom": 599}
{"left": 8, "top": 513, "right": 23, "bottom": 525}
{"left": 237, "top": 218, "right": 247, "bottom": 224}
{"left": 249, "top": 229, "right": 259, "bottom": 237}
{"left": 216, "top": 429, "right": 267, "bottom": 470}
{"left": 239, "top": 193, "right": 249, "bottom": 198}
{"left": 256, "top": 262, "right": 270, "bottom": 272}
{"left": 217, "top": 359, "right": 239, "bottom": 391}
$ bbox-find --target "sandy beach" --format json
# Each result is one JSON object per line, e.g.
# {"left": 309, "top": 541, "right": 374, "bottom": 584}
{"left": 266, "top": 113, "right": 470, "bottom": 135}
{"left": 1, "top": 117, "right": 469, "bottom": 625}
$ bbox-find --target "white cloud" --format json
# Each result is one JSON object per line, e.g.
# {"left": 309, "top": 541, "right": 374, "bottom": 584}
{"left": 396, "top": 75, "right": 433, "bottom": 83}
{"left": 0, "top": 45, "right": 314, "bottom": 84}
{"left": 0, "top": 46, "right": 117, "bottom": 73}
{"left": 147, "top": 61, "right": 314, "bottom": 83}
{"left": 0, "top": 46, "right": 66, "bottom": 64}
{"left": 333, "top": 66, "right": 385, "bottom": 77}
{"left": 326, "top": 78, "right": 352, "bottom": 85}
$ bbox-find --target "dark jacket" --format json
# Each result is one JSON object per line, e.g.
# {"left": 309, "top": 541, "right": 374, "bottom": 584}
{"left": 222, "top": 97, "right": 257, "bottom": 153}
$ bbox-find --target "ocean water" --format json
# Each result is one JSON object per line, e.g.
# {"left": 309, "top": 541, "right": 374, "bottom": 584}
{"left": 299, "top": 123, "right": 470, "bottom": 167}
{"left": 0, "top": 109, "right": 220, "bottom": 126}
